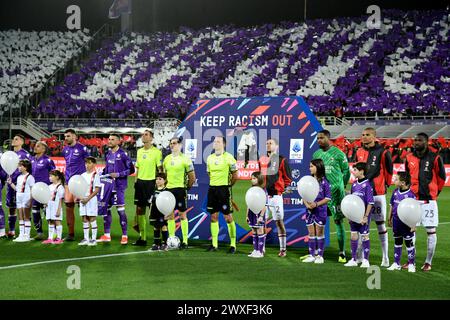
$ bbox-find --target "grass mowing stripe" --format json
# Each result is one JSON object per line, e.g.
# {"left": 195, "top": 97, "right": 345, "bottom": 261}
{"left": 0, "top": 250, "right": 155, "bottom": 270}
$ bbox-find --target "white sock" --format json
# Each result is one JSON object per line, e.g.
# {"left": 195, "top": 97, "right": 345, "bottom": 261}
{"left": 278, "top": 234, "right": 286, "bottom": 251}
{"left": 105, "top": 233, "right": 110, "bottom": 237}
{"left": 91, "top": 221, "right": 97, "bottom": 241}
{"left": 56, "top": 225, "right": 63, "bottom": 239}
{"left": 377, "top": 224, "right": 388, "bottom": 260}
{"left": 357, "top": 236, "right": 363, "bottom": 260}
{"left": 0, "top": 228, "right": 5, "bottom": 236}
{"left": 426, "top": 233, "right": 437, "bottom": 265}
{"left": 24, "top": 220, "right": 31, "bottom": 238}
{"left": 19, "top": 220, "right": 25, "bottom": 237}
{"left": 48, "top": 224, "right": 55, "bottom": 239}
{"left": 83, "top": 222, "right": 90, "bottom": 240}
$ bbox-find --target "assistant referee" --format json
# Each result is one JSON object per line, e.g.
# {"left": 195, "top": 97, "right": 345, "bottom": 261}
{"left": 133, "top": 129, "right": 162, "bottom": 246}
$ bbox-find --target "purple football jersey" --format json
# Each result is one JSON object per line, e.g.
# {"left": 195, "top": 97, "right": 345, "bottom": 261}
{"left": 97, "top": 176, "right": 115, "bottom": 216}
{"left": 390, "top": 188, "right": 416, "bottom": 218}
{"left": 31, "top": 155, "right": 56, "bottom": 184}
{"left": 351, "top": 178, "right": 375, "bottom": 210}
{"left": 63, "top": 142, "right": 90, "bottom": 182}
{"left": 311, "top": 178, "right": 331, "bottom": 216}
{"left": 10, "top": 149, "right": 32, "bottom": 182}
{"left": 103, "top": 148, "right": 133, "bottom": 191}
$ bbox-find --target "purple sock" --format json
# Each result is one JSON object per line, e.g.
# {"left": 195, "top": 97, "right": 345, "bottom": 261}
{"left": 394, "top": 245, "right": 402, "bottom": 265}
{"left": 308, "top": 237, "right": 316, "bottom": 256}
{"left": 117, "top": 208, "right": 128, "bottom": 236}
{"left": 8, "top": 215, "right": 17, "bottom": 232}
{"left": 0, "top": 207, "right": 5, "bottom": 229}
{"left": 317, "top": 237, "right": 325, "bottom": 257}
{"left": 252, "top": 234, "right": 257, "bottom": 251}
{"left": 351, "top": 239, "right": 358, "bottom": 260}
{"left": 257, "top": 235, "right": 266, "bottom": 253}
{"left": 407, "top": 247, "right": 415, "bottom": 265}
{"left": 362, "top": 239, "right": 370, "bottom": 260}
{"left": 103, "top": 211, "right": 112, "bottom": 234}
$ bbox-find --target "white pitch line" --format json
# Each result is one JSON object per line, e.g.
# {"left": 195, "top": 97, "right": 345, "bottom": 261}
{"left": 0, "top": 250, "right": 155, "bottom": 271}
{"left": 329, "top": 221, "right": 450, "bottom": 235}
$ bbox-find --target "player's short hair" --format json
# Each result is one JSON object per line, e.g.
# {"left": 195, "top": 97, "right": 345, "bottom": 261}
{"left": 36, "top": 141, "right": 49, "bottom": 153}
{"left": 416, "top": 132, "right": 429, "bottom": 141}
{"left": 251, "top": 171, "right": 265, "bottom": 188}
{"left": 268, "top": 138, "right": 279, "bottom": 145}
{"left": 50, "top": 169, "right": 65, "bottom": 185}
{"left": 353, "top": 162, "right": 368, "bottom": 175}
{"left": 310, "top": 159, "right": 326, "bottom": 180}
{"left": 156, "top": 172, "right": 167, "bottom": 182}
{"left": 363, "top": 127, "right": 377, "bottom": 136}
{"left": 144, "top": 129, "right": 154, "bottom": 137}
{"left": 85, "top": 156, "right": 96, "bottom": 164}
{"left": 18, "top": 159, "right": 32, "bottom": 173}
{"left": 318, "top": 130, "right": 331, "bottom": 138}
{"left": 397, "top": 171, "right": 411, "bottom": 186}
{"left": 14, "top": 134, "right": 25, "bottom": 143}
{"left": 64, "top": 129, "right": 77, "bottom": 136}
{"left": 170, "top": 136, "right": 183, "bottom": 144}
{"left": 109, "top": 133, "right": 121, "bottom": 140}
{"left": 215, "top": 136, "right": 226, "bottom": 146}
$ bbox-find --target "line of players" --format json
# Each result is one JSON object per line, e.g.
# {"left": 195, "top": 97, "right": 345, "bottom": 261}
{"left": 0, "top": 127, "right": 445, "bottom": 272}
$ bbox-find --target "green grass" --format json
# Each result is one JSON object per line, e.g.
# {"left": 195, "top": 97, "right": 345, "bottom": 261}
{"left": 1, "top": 178, "right": 450, "bottom": 299}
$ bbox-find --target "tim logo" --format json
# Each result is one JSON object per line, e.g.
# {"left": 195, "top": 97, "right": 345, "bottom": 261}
{"left": 185, "top": 139, "right": 197, "bottom": 160}
{"left": 290, "top": 139, "right": 304, "bottom": 160}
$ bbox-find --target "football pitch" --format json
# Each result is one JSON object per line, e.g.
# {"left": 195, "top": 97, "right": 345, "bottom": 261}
{"left": 1, "top": 178, "right": 450, "bottom": 300}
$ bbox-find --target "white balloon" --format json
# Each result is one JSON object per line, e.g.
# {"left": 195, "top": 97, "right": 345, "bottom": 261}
{"left": 156, "top": 191, "right": 176, "bottom": 216}
{"left": 297, "top": 176, "right": 320, "bottom": 202}
{"left": 245, "top": 186, "right": 267, "bottom": 213}
{"left": 0, "top": 151, "right": 20, "bottom": 175}
{"left": 31, "top": 182, "right": 52, "bottom": 204}
{"left": 68, "top": 175, "right": 89, "bottom": 198}
{"left": 341, "top": 194, "right": 365, "bottom": 223}
{"left": 398, "top": 198, "right": 422, "bottom": 228}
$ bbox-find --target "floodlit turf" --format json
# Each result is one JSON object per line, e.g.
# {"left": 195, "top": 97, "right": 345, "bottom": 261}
{"left": 1, "top": 178, "right": 450, "bottom": 299}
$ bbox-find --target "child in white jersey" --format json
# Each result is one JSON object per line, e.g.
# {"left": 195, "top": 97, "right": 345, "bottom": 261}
{"left": 42, "top": 170, "right": 65, "bottom": 244}
{"left": 8, "top": 160, "right": 35, "bottom": 242}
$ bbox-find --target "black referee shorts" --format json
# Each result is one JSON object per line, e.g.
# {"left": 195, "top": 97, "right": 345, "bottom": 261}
{"left": 167, "top": 188, "right": 188, "bottom": 212}
{"left": 207, "top": 185, "right": 232, "bottom": 215}
{"left": 134, "top": 179, "right": 156, "bottom": 208}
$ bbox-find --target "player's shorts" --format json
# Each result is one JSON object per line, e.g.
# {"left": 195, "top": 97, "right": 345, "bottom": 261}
{"left": 207, "top": 186, "right": 232, "bottom": 215}
{"left": 371, "top": 195, "right": 387, "bottom": 222}
{"left": 305, "top": 210, "right": 328, "bottom": 227}
{"left": 267, "top": 195, "right": 284, "bottom": 221}
{"left": 247, "top": 211, "right": 265, "bottom": 228}
{"left": 64, "top": 185, "right": 76, "bottom": 203}
{"left": 46, "top": 207, "right": 63, "bottom": 221}
{"left": 6, "top": 185, "right": 16, "bottom": 208}
{"left": 134, "top": 179, "right": 155, "bottom": 207}
{"left": 349, "top": 215, "right": 371, "bottom": 235}
{"left": 417, "top": 200, "right": 439, "bottom": 228}
{"left": 32, "top": 199, "right": 45, "bottom": 208}
{"left": 110, "top": 190, "right": 126, "bottom": 207}
{"left": 149, "top": 207, "right": 167, "bottom": 228}
{"left": 16, "top": 193, "right": 31, "bottom": 209}
{"left": 167, "top": 188, "right": 187, "bottom": 212}
{"left": 328, "top": 187, "right": 345, "bottom": 222}
{"left": 79, "top": 198, "right": 98, "bottom": 217}
{"left": 393, "top": 216, "right": 414, "bottom": 239}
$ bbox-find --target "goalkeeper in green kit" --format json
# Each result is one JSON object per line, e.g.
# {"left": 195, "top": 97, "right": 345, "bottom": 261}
{"left": 310, "top": 130, "right": 350, "bottom": 263}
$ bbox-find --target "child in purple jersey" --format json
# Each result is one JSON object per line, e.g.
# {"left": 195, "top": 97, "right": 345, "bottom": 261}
{"left": 247, "top": 172, "right": 267, "bottom": 258}
{"left": 302, "top": 159, "right": 331, "bottom": 264}
{"left": 345, "top": 162, "right": 374, "bottom": 268}
{"left": 387, "top": 172, "right": 417, "bottom": 273}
